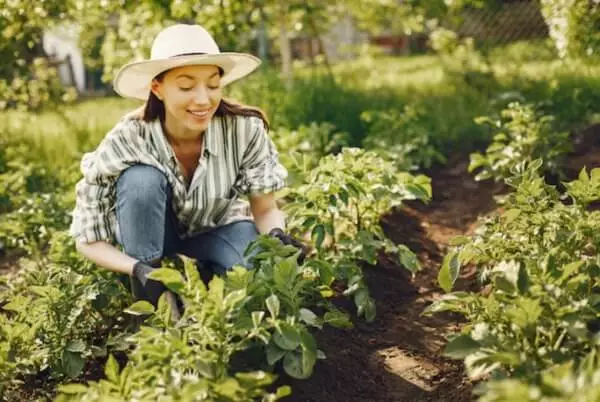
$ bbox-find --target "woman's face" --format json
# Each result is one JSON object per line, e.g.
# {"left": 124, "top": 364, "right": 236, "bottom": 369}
{"left": 151, "top": 64, "right": 222, "bottom": 140}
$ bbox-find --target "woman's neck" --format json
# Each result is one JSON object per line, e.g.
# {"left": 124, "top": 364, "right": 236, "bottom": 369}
{"left": 162, "top": 119, "right": 203, "bottom": 148}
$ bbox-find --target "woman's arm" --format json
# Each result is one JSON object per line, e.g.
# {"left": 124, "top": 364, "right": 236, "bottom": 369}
{"left": 249, "top": 192, "right": 285, "bottom": 234}
{"left": 76, "top": 240, "right": 139, "bottom": 275}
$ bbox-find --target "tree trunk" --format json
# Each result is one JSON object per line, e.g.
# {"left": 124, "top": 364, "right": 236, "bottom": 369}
{"left": 278, "top": 6, "right": 293, "bottom": 89}
{"left": 257, "top": 9, "right": 269, "bottom": 62}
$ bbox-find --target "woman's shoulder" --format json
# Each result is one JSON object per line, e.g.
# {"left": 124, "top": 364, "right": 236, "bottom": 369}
{"left": 220, "top": 114, "right": 266, "bottom": 137}
{"left": 104, "top": 115, "right": 155, "bottom": 143}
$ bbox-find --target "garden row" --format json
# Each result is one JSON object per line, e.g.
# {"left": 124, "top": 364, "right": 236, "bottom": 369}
{"left": 425, "top": 96, "right": 600, "bottom": 399}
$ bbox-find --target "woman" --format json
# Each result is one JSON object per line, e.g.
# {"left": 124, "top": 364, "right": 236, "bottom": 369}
{"left": 70, "top": 24, "right": 305, "bottom": 306}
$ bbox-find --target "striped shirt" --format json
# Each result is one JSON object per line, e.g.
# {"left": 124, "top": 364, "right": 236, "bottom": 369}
{"left": 69, "top": 114, "right": 287, "bottom": 243}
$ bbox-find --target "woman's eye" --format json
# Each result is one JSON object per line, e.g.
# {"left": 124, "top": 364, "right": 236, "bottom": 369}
{"left": 208, "top": 83, "right": 220, "bottom": 90}
{"left": 179, "top": 87, "right": 193, "bottom": 92}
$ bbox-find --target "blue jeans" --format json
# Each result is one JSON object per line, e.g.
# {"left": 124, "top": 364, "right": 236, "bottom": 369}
{"left": 115, "top": 164, "right": 259, "bottom": 297}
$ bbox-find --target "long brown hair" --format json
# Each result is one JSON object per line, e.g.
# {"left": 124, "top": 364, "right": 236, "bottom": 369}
{"left": 142, "top": 68, "right": 269, "bottom": 131}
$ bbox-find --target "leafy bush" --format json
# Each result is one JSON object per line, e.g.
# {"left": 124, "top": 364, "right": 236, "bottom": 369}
{"left": 55, "top": 239, "right": 349, "bottom": 401}
{"left": 477, "top": 348, "right": 600, "bottom": 402}
{"left": 468, "top": 103, "right": 572, "bottom": 182}
{"left": 0, "top": 232, "right": 131, "bottom": 398}
{"left": 285, "top": 148, "right": 431, "bottom": 321}
{"left": 426, "top": 160, "right": 600, "bottom": 390}
{"left": 271, "top": 122, "right": 349, "bottom": 184}
{"left": 361, "top": 105, "right": 446, "bottom": 171}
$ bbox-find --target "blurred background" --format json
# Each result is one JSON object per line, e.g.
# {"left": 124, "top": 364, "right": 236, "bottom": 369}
{"left": 0, "top": 0, "right": 599, "bottom": 192}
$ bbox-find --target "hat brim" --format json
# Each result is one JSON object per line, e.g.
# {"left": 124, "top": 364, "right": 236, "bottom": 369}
{"left": 113, "top": 53, "right": 261, "bottom": 100}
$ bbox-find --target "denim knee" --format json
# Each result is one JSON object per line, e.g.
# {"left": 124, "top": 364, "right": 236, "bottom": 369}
{"left": 117, "top": 164, "right": 168, "bottom": 205}
{"left": 116, "top": 164, "right": 173, "bottom": 262}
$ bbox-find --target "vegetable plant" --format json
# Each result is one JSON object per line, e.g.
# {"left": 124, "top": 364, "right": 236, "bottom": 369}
{"left": 468, "top": 103, "right": 572, "bottom": 182}
{"left": 426, "top": 160, "right": 600, "bottom": 391}
{"left": 285, "top": 147, "right": 431, "bottom": 321}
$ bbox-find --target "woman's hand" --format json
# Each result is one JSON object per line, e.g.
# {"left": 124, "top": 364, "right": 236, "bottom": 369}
{"left": 268, "top": 228, "right": 308, "bottom": 264}
{"left": 249, "top": 192, "right": 308, "bottom": 263}
{"left": 132, "top": 261, "right": 167, "bottom": 306}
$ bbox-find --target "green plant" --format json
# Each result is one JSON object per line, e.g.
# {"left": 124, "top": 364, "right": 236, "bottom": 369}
{"left": 55, "top": 250, "right": 323, "bottom": 401}
{"left": 361, "top": 105, "right": 446, "bottom": 171}
{"left": 271, "top": 122, "right": 349, "bottom": 185}
{"left": 285, "top": 148, "right": 431, "bottom": 321}
{"left": 468, "top": 102, "right": 572, "bottom": 182}
{"left": 476, "top": 348, "right": 600, "bottom": 401}
{"left": 540, "top": 0, "right": 600, "bottom": 60}
{"left": 426, "top": 160, "right": 600, "bottom": 387}
{"left": 0, "top": 232, "right": 131, "bottom": 398}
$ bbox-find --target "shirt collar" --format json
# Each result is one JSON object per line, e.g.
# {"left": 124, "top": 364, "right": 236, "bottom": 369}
{"left": 150, "top": 118, "right": 219, "bottom": 164}
{"left": 150, "top": 119, "right": 175, "bottom": 164}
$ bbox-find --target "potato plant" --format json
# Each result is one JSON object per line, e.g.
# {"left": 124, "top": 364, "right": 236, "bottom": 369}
{"left": 361, "top": 105, "right": 446, "bottom": 171}
{"left": 55, "top": 240, "right": 345, "bottom": 401}
{"left": 0, "top": 232, "right": 132, "bottom": 399}
{"left": 426, "top": 160, "right": 600, "bottom": 394}
{"left": 285, "top": 147, "right": 431, "bottom": 321}
{"left": 468, "top": 103, "right": 572, "bottom": 182}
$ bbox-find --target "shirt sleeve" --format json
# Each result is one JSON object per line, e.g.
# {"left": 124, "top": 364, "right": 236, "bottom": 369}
{"left": 69, "top": 119, "right": 146, "bottom": 244}
{"left": 234, "top": 117, "right": 288, "bottom": 195}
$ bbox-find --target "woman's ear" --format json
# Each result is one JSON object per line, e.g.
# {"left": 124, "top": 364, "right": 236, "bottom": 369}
{"left": 150, "top": 80, "right": 163, "bottom": 101}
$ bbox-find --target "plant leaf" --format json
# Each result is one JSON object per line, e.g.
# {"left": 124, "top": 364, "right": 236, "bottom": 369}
{"left": 104, "top": 354, "right": 120, "bottom": 383}
{"left": 444, "top": 334, "right": 481, "bottom": 359}
{"left": 124, "top": 300, "right": 155, "bottom": 316}
{"left": 148, "top": 268, "right": 185, "bottom": 293}
{"left": 266, "top": 294, "right": 280, "bottom": 318}
{"left": 438, "top": 251, "right": 461, "bottom": 292}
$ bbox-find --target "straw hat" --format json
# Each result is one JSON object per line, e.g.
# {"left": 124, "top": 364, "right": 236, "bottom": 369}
{"left": 113, "top": 24, "right": 261, "bottom": 100}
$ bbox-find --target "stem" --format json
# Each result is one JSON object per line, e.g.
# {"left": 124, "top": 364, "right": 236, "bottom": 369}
{"left": 553, "top": 328, "right": 567, "bottom": 351}
{"left": 329, "top": 212, "right": 336, "bottom": 249}
{"left": 303, "top": 1, "right": 336, "bottom": 85}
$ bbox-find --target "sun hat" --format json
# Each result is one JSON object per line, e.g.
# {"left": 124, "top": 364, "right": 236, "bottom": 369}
{"left": 113, "top": 24, "right": 261, "bottom": 100}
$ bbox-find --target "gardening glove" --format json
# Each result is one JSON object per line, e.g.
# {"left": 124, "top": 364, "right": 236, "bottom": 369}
{"left": 268, "top": 228, "right": 308, "bottom": 264}
{"left": 132, "top": 261, "right": 166, "bottom": 307}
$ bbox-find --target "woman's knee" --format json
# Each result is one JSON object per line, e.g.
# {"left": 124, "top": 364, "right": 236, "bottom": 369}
{"left": 184, "top": 221, "right": 259, "bottom": 273}
{"left": 117, "top": 165, "right": 169, "bottom": 204}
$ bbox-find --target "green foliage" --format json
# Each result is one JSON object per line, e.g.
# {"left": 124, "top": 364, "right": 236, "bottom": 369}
{"left": 468, "top": 103, "right": 572, "bottom": 182}
{"left": 540, "top": 0, "right": 600, "bottom": 59}
{"left": 55, "top": 251, "right": 323, "bottom": 400}
{"left": 0, "top": 232, "right": 131, "bottom": 398}
{"left": 429, "top": 27, "right": 497, "bottom": 93}
{"left": 271, "top": 122, "right": 349, "bottom": 184}
{"left": 0, "top": 141, "right": 76, "bottom": 256}
{"left": 285, "top": 148, "right": 431, "bottom": 321}
{"left": 426, "top": 160, "right": 600, "bottom": 390}
{"left": 0, "top": 0, "right": 78, "bottom": 110}
{"left": 361, "top": 105, "right": 446, "bottom": 171}
{"left": 477, "top": 348, "right": 600, "bottom": 401}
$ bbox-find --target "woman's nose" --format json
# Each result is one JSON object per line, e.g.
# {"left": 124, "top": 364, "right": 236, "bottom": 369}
{"left": 192, "top": 87, "right": 210, "bottom": 105}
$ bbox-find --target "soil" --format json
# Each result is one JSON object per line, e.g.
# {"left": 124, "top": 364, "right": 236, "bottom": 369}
{"left": 283, "top": 154, "right": 506, "bottom": 402}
